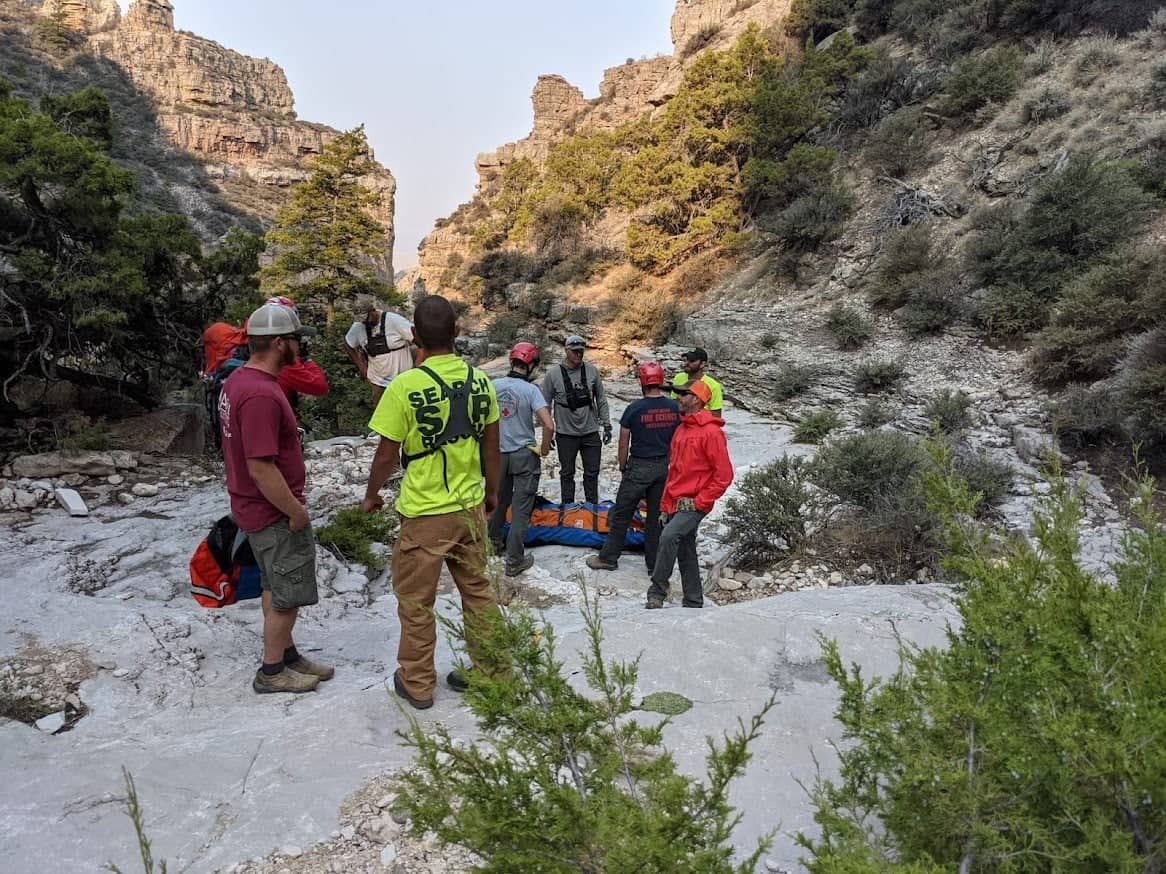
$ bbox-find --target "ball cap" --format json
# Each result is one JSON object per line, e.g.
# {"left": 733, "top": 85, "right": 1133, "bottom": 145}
{"left": 245, "top": 302, "right": 318, "bottom": 337}
{"left": 682, "top": 347, "right": 709, "bottom": 362}
{"left": 565, "top": 334, "right": 587, "bottom": 350}
{"left": 675, "top": 379, "right": 712, "bottom": 405}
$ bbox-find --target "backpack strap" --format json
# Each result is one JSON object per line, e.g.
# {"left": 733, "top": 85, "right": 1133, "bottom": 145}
{"left": 400, "top": 363, "right": 484, "bottom": 490}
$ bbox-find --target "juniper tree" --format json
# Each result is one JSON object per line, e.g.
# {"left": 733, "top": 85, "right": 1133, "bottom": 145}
{"left": 260, "top": 126, "right": 396, "bottom": 320}
{"left": 799, "top": 443, "right": 1166, "bottom": 872}
{"left": 393, "top": 586, "right": 776, "bottom": 873}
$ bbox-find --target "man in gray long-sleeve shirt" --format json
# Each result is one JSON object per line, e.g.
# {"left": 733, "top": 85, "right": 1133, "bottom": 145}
{"left": 541, "top": 335, "right": 610, "bottom": 504}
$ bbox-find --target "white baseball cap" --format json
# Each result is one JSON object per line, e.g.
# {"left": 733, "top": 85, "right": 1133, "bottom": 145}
{"left": 245, "top": 303, "right": 318, "bottom": 337}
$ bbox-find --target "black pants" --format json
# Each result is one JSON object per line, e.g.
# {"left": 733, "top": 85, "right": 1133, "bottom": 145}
{"left": 648, "top": 510, "right": 707, "bottom": 608}
{"left": 598, "top": 456, "right": 669, "bottom": 571}
{"left": 557, "top": 431, "right": 601, "bottom": 505}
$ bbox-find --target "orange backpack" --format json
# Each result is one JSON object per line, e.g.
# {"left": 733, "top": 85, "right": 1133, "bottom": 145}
{"left": 189, "top": 515, "right": 261, "bottom": 608}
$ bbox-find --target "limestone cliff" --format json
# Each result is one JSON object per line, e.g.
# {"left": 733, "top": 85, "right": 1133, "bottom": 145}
{"left": 413, "top": 0, "right": 791, "bottom": 292}
{"left": 23, "top": 0, "right": 394, "bottom": 273}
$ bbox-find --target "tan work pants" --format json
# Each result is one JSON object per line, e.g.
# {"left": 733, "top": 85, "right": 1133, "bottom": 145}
{"left": 391, "top": 506, "right": 500, "bottom": 699}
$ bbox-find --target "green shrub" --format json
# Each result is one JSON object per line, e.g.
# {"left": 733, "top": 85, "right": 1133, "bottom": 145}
{"left": 767, "top": 185, "right": 855, "bottom": 254}
{"left": 540, "top": 246, "right": 616, "bottom": 287}
{"left": 55, "top": 416, "right": 111, "bottom": 453}
{"left": 857, "top": 396, "right": 897, "bottom": 428}
{"left": 1021, "top": 87, "right": 1071, "bottom": 124}
{"left": 723, "top": 455, "right": 819, "bottom": 566}
{"left": 855, "top": 358, "right": 906, "bottom": 393}
{"left": 925, "top": 389, "right": 972, "bottom": 432}
{"left": 795, "top": 409, "right": 844, "bottom": 444}
{"left": 486, "top": 312, "right": 522, "bottom": 347}
{"left": 942, "top": 46, "right": 1025, "bottom": 117}
{"left": 1050, "top": 383, "right": 1126, "bottom": 448}
{"left": 800, "top": 471, "right": 1166, "bottom": 872}
{"left": 835, "top": 52, "right": 922, "bottom": 131}
{"left": 967, "top": 157, "right": 1155, "bottom": 336}
{"left": 316, "top": 507, "right": 398, "bottom": 568}
{"left": 949, "top": 446, "right": 1012, "bottom": 511}
{"left": 394, "top": 588, "right": 775, "bottom": 871}
{"left": 864, "top": 106, "right": 935, "bottom": 177}
{"left": 826, "top": 303, "right": 873, "bottom": 350}
{"left": 812, "top": 429, "right": 929, "bottom": 511}
{"left": 869, "top": 225, "right": 941, "bottom": 310}
{"left": 897, "top": 274, "right": 962, "bottom": 336}
{"left": 469, "top": 250, "right": 541, "bottom": 310}
{"left": 922, "top": 6, "right": 990, "bottom": 61}
{"left": 1118, "top": 329, "right": 1166, "bottom": 446}
{"left": 1031, "top": 253, "right": 1161, "bottom": 385}
{"left": 772, "top": 363, "right": 819, "bottom": 401}
{"left": 811, "top": 429, "right": 935, "bottom": 569}
{"left": 1151, "top": 63, "right": 1166, "bottom": 108}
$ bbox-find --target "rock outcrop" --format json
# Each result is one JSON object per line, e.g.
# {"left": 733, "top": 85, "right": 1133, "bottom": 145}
{"left": 26, "top": 0, "right": 394, "bottom": 271}
{"left": 414, "top": 0, "right": 791, "bottom": 292}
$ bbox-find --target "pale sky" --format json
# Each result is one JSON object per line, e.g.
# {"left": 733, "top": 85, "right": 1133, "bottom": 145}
{"left": 118, "top": 1, "right": 676, "bottom": 270}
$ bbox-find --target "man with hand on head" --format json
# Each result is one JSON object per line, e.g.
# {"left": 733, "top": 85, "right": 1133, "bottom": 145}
{"left": 218, "top": 303, "right": 333, "bottom": 694}
{"left": 361, "top": 295, "right": 503, "bottom": 711}
{"left": 586, "top": 360, "right": 679, "bottom": 574}
{"left": 647, "top": 379, "right": 733, "bottom": 610}
{"left": 671, "top": 347, "right": 723, "bottom": 417}
{"left": 541, "top": 335, "right": 610, "bottom": 505}
{"left": 488, "top": 342, "right": 554, "bottom": 578}
{"left": 345, "top": 293, "right": 415, "bottom": 404}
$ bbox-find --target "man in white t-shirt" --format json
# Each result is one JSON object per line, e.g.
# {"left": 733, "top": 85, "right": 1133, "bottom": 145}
{"left": 344, "top": 294, "right": 415, "bottom": 403}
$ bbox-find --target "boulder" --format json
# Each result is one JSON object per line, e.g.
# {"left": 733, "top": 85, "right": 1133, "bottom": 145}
{"left": 1012, "top": 425, "right": 1059, "bottom": 466}
{"left": 14, "top": 490, "right": 37, "bottom": 510}
{"left": 11, "top": 451, "right": 117, "bottom": 479}
{"left": 131, "top": 483, "right": 160, "bottom": 498}
{"left": 110, "top": 405, "right": 204, "bottom": 455}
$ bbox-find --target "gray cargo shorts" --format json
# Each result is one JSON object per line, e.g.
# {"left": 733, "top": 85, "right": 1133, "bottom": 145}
{"left": 248, "top": 518, "right": 319, "bottom": 610}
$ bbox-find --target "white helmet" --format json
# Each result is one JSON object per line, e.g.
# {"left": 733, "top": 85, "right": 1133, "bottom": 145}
{"left": 246, "top": 303, "right": 317, "bottom": 337}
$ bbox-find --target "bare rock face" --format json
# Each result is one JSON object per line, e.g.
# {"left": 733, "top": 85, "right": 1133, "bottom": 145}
{"left": 80, "top": 1, "right": 394, "bottom": 270}
{"left": 670, "top": 0, "right": 793, "bottom": 54}
{"left": 27, "top": 0, "right": 120, "bottom": 34}
{"left": 416, "top": 0, "right": 791, "bottom": 293}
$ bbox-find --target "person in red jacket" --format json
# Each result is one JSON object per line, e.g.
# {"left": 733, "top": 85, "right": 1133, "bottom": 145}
{"left": 646, "top": 379, "right": 733, "bottom": 609}
{"left": 265, "top": 297, "right": 329, "bottom": 407}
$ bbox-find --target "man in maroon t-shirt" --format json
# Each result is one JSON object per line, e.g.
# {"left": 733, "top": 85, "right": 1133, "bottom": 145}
{"left": 220, "top": 302, "right": 334, "bottom": 694}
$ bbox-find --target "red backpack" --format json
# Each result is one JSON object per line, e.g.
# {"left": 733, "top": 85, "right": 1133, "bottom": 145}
{"left": 189, "top": 515, "right": 261, "bottom": 608}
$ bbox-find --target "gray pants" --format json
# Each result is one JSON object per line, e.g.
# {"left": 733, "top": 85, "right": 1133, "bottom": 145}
{"left": 487, "top": 449, "right": 541, "bottom": 566}
{"left": 598, "top": 456, "right": 668, "bottom": 570}
{"left": 648, "top": 510, "right": 706, "bottom": 608}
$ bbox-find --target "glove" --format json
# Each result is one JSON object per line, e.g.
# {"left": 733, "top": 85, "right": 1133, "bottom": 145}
{"left": 676, "top": 497, "right": 697, "bottom": 513}
{"left": 659, "top": 511, "right": 670, "bottom": 527}
{"left": 603, "top": 425, "right": 613, "bottom": 446}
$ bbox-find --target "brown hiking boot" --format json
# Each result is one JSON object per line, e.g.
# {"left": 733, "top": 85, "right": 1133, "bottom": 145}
{"left": 286, "top": 655, "right": 335, "bottom": 681}
{"left": 252, "top": 667, "right": 319, "bottom": 695}
{"left": 646, "top": 598, "right": 664, "bottom": 610}
{"left": 586, "top": 555, "right": 618, "bottom": 571}
{"left": 393, "top": 671, "right": 434, "bottom": 710}
{"left": 504, "top": 555, "right": 535, "bottom": 577}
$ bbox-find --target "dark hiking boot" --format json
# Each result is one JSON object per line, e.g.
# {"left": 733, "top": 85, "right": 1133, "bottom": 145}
{"left": 393, "top": 671, "right": 433, "bottom": 710}
{"left": 286, "top": 655, "right": 335, "bottom": 681}
{"left": 446, "top": 670, "right": 469, "bottom": 693}
{"left": 252, "top": 667, "right": 318, "bottom": 694}
{"left": 504, "top": 555, "right": 535, "bottom": 577}
{"left": 646, "top": 598, "right": 664, "bottom": 610}
{"left": 586, "top": 555, "right": 618, "bottom": 571}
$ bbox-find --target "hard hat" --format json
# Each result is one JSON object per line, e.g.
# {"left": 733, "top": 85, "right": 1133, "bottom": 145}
{"left": 510, "top": 341, "right": 541, "bottom": 368}
{"left": 637, "top": 360, "right": 666, "bottom": 387}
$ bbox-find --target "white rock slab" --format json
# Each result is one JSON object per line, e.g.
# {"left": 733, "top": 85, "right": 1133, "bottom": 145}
{"left": 54, "top": 488, "right": 89, "bottom": 517}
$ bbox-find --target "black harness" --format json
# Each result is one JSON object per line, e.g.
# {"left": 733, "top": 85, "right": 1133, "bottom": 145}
{"left": 400, "top": 363, "right": 484, "bottom": 490}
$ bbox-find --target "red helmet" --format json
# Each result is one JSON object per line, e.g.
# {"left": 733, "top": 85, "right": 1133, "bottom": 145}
{"left": 637, "top": 360, "right": 666, "bottom": 387}
{"left": 510, "top": 342, "right": 541, "bottom": 368}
